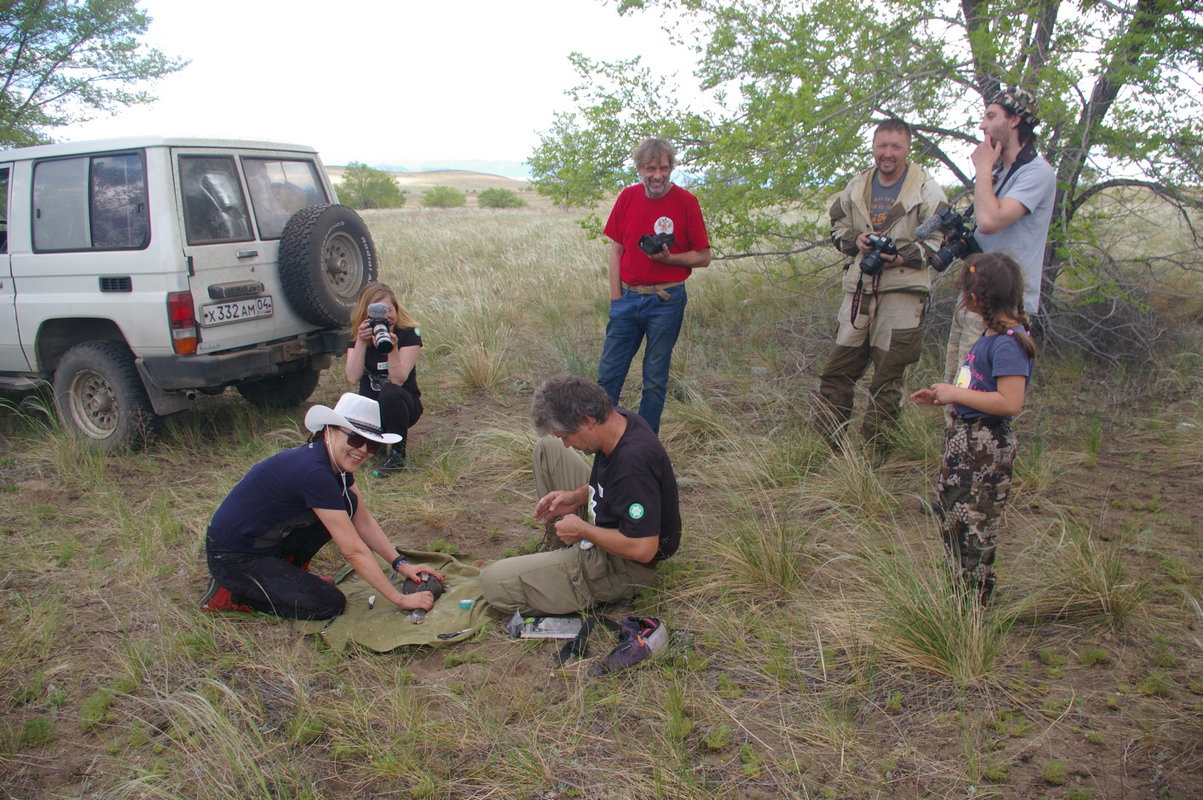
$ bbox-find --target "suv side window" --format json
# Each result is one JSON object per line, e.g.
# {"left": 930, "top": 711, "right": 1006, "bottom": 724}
{"left": 92, "top": 154, "right": 149, "bottom": 248}
{"left": 1, "top": 167, "right": 8, "bottom": 253}
{"left": 179, "top": 156, "right": 253, "bottom": 245}
{"left": 243, "top": 158, "right": 327, "bottom": 239}
{"left": 33, "top": 158, "right": 89, "bottom": 250}
{"left": 32, "top": 153, "right": 149, "bottom": 251}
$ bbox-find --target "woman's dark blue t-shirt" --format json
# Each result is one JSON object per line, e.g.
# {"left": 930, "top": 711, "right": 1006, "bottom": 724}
{"left": 209, "top": 440, "right": 356, "bottom": 554}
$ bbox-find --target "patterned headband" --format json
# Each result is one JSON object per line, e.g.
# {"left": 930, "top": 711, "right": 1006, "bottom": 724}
{"left": 989, "top": 88, "right": 1040, "bottom": 128}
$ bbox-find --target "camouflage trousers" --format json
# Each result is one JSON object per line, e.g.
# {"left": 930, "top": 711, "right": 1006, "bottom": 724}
{"left": 937, "top": 416, "right": 1017, "bottom": 599}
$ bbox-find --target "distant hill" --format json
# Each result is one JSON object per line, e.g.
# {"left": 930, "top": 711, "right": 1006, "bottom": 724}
{"left": 373, "top": 160, "right": 530, "bottom": 181}
{"left": 327, "top": 166, "right": 545, "bottom": 208}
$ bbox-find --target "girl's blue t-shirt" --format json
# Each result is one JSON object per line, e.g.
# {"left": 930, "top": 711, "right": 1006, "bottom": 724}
{"left": 209, "top": 440, "right": 356, "bottom": 553}
{"left": 951, "top": 328, "right": 1034, "bottom": 421}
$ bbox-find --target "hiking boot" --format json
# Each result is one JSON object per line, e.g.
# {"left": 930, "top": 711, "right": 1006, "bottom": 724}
{"left": 591, "top": 616, "right": 668, "bottom": 675}
{"left": 199, "top": 578, "right": 254, "bottom": 613}
{"left": 372, "top": 445, "right": 407, "bottom": 478}
{"left": 917, "top": 496, "right": 945, "bottom": 521}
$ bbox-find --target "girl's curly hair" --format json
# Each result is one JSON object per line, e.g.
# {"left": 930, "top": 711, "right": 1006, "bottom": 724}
{"left": 959, "top": 252, "right": 1037, "bottom": 360}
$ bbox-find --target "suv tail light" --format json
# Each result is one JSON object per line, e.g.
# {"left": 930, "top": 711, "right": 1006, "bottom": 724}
{"left": 168, "top": 291, "right": 199, "bottom": 355}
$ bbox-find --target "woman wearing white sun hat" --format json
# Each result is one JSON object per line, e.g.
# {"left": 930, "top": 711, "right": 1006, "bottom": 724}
{"left": 200, "top": 393, "right": 442, "bottom": 619}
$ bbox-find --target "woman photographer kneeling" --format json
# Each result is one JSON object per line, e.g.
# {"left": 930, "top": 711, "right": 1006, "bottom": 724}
{"left": 345, "top": 282, "right": 424, "bottom": 476}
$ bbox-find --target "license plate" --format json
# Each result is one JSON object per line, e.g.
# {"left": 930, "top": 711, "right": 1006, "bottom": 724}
{"left": 201, "top": 295, "right": 274, "bottom": 327}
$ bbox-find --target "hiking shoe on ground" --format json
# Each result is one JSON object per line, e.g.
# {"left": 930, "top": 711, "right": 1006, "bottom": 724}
{"left": 592, "top": 616, "right": 668, "bottom": 675}
{"left": 917, "top": 496, "right": 945, "bottom": 521}
{"left": 199, "top": 578, "right": 254, "bottom": 613}
{"left": 372, "top": 451, "right": 407, "bottom": 478}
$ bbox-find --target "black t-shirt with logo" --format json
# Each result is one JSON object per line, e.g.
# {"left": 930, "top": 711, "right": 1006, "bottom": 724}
{"left": 587, "top": 409, "right": 681, "bottom": 560}
{"left": 348, "top": 325, "right": 422, "bottom": 399}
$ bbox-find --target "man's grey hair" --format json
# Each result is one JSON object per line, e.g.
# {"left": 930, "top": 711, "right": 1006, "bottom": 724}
{"left": 633, "top": 137, "right": 676, "bottom": 169}
{"left": 531, "top": 376, "right": 613, "bottom": 436}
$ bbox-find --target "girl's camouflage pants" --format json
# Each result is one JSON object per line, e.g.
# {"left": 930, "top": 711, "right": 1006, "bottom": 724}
{"left": 937, "top": 415, "right": 1017, "bottom": 599}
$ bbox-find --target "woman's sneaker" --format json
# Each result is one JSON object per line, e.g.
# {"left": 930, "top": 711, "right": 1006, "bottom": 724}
{"left": 198, "top": 578, "right": 254, "bottom": 613}
{"left": 590, "top": 616, "right": 668, "bottom": 675}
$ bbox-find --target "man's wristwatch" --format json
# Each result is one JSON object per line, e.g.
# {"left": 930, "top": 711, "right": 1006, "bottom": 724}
{"left": 391, "top": 555, "right": 406, "bottom": 571}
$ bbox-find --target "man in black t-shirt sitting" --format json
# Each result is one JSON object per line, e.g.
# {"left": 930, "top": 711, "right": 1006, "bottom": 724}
{"left": 479, "top": 376, "right": 681, "bottom": 615}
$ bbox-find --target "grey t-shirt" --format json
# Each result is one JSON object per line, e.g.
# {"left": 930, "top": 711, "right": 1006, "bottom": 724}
{"left": 974, "top": 154, "right": 1056, "bottom": 312}
{"left": 869, "top": 166, "right": 906, "bottom": 231}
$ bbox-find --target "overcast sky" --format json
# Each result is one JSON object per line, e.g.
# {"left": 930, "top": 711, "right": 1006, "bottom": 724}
{"left": 54, "top": 0, "right": 698, "bottom": 176}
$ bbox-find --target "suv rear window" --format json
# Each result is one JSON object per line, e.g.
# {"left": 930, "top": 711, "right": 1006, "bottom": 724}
{"left": 243, "top": 158, "right": 327, "bottom": 239}
{"left": 179, "top": 155, "right": 253, "bottom": 245}
{"left": 32, "top": 153, "right": 149, "bottom": 252}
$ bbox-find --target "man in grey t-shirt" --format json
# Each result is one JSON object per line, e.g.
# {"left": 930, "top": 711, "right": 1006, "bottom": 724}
{"left": 944, "top": 88, "right": 1056, "bottom": 382}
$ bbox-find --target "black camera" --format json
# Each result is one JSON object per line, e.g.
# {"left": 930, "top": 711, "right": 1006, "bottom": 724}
{"left": 366, "top": 301, "right": 394, "bottom": 354}
{"left": 638, "top": 233, "right": 675, "bottom": 256}
{"left": 928, "top": 208, "right": 981, "bottom": 273}
{"left": 859, "top": 233, "right": 898, "bottom": 276}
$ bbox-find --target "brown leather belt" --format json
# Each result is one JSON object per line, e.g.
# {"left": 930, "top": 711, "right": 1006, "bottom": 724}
{"left": 621, "top": 280, "right": 684, "bottom": 300}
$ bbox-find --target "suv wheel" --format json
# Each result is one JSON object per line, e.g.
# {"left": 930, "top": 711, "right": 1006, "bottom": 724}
{"left": 53, "top": 341, "right": 159, "bottom": 450}
{"left": 278, "top": 204, "right": 377, "bottom": 327}
{"left": 236, "top": 367, "right": 321, "bottom": 409}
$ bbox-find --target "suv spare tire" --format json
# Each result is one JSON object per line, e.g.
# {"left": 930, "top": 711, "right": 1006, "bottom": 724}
{"left": 279, "top": 204, "right": 377, "bottom": 328}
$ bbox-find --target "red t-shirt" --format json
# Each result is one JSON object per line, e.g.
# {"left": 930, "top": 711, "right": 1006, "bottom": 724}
{"left": 604, "top": 184, "right": 709, "bottom": 285}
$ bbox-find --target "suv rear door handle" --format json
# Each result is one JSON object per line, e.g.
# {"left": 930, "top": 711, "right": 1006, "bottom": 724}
{"left": 236, "top": 249, "right": 258, "bottom": 259}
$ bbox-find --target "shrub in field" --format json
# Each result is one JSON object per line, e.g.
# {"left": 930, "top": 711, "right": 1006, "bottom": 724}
{"left": 835, "top": 542, "right": 1018, "bottom": 686}
{"left": 421, "top": 185, "right": 466, "bottom": 208}
{"left": 1042, "top": 759, "right": 1068, "bottom": 785}
{"left": 477, "top": 187, "right": 525, "bottom": 208}
{"left": 1028, "top": 529, "right": 1149, "bottom": 628}
{"left": 337, "top": 162, "right": 405, "bottom": 209}
{"left": 19, "top": 717, "right": 57, "bottom": 746}
{"left": 697, "top": 500, "right": 830, "bottom": 600}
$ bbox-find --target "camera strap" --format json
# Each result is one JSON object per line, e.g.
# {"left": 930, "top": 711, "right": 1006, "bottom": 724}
{"left": 849, "top": 272, "right": 881, "bottom": 330}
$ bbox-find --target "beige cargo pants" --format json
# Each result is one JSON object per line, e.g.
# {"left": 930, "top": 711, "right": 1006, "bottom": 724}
{"left": 478, "top": 436, "right": 656, "bottom": 615}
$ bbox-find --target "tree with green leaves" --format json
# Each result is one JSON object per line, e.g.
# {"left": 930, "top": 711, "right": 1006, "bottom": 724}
{"left": 530, "top": 0, "right": 1203, "bottom": 354}
{"left": 477, "top": 187, "right": 526, "bottom": 209}
{"left": 337, "top": 162, "right": 406, "bottom": 209}
{"left": 0, "top": 0, "right": 186, "bottom": 147}
{"left": 421, "top": 185, "right": 466, "bottom": 208}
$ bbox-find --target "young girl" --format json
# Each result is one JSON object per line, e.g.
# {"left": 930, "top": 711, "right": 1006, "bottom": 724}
{"left": 911, "top": 252, "right": 1037, "bottom": 602}
{"left": 345, "top": 282, "right": 423, "bottom": 476}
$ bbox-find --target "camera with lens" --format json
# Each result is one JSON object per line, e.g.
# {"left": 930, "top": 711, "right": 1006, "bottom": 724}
{"left": 638, "top": 233, "right": 675, "bottom": 256}
{"left": 858, "top": 233, "right": 898, "bottom": 277}
{"left": 928, "top": 208, "right": 981, "bottom": 273}
{"left": 366, "top": 301, "right": 394, "bottom": 354}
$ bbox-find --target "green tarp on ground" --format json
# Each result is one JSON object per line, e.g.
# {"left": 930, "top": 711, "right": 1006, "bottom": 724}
{"left": 293, "top": 550, "right": 491, "bottom": 651}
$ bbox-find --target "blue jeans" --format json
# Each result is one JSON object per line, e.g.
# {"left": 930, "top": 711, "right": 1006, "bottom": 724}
{"left": 596, "top": 283, "right": 687, "bottom": 435}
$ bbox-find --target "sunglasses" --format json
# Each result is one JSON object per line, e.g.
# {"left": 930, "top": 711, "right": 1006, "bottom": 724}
{"left": 339, "top": 428, "right": 382, "bottom": 454}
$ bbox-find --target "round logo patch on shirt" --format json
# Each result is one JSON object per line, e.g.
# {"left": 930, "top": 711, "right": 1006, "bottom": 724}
{"left": 628, "top": 503, "right": 645, "bottom": 520}
{"left": 654, "top": 216, "right": 675, "bottom": 235}
{"left": 414, "top": 327, "right": 421, "bottom": 337}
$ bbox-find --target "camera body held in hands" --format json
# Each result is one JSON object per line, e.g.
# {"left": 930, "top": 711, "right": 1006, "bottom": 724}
{"left": 638, "top": 233, "right": 675, "bottom": 256}
{"left": 928, "top": 208, "right": 981, "bottom": 272}
{"left": 859, "top": 233, "right": 898, "bottom": 277}
{"left": 366, "top": 301, "right": 394, "bottom": 354}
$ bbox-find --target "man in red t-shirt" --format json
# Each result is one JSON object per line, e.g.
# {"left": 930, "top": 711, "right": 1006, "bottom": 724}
{"left": 597, "top": 137, "right": 711, "bottom": 435}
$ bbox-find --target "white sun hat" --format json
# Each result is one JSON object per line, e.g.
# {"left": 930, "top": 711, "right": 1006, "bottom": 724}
{"left": 304, "top": 393, "right": 401, "bottom": 444}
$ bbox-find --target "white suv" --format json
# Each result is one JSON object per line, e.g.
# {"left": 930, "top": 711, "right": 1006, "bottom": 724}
{"left": 0, "top": 136, "right": 376, "bottom": 449}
